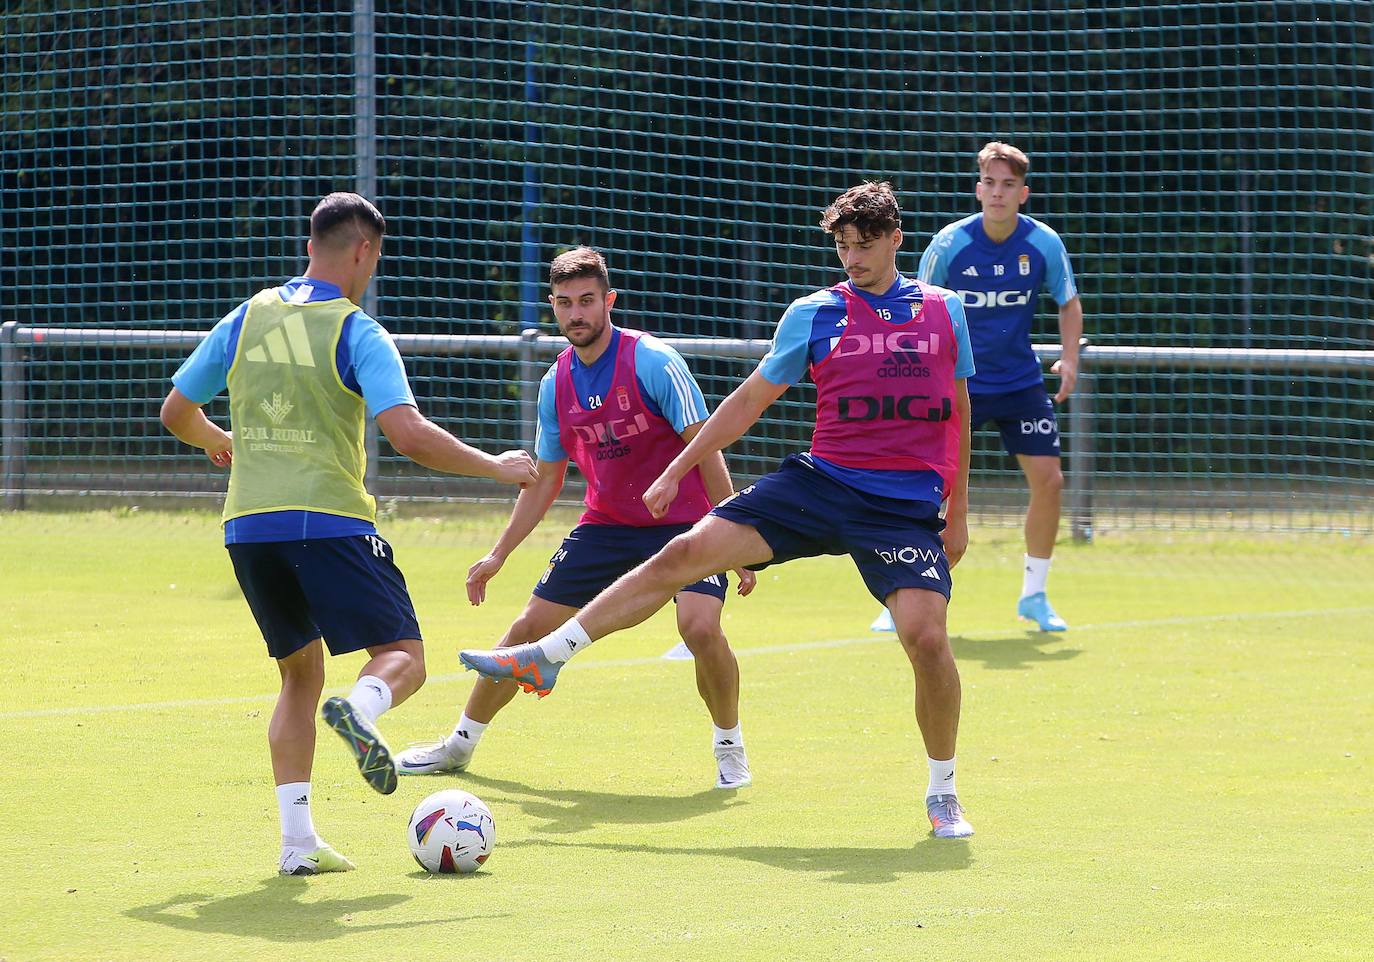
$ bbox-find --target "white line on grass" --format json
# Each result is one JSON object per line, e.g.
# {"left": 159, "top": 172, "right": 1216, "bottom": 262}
{"left": 7, "top": 605, "right": 1372, "bottom": 721}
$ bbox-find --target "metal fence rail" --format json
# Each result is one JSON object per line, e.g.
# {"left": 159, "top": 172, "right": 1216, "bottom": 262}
{"left": 3, "top": 322, "right": 1371, "bottom": 537}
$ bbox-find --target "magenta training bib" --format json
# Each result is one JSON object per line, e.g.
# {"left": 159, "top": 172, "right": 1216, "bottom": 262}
{"left": 555, "top": 329, "right": 712, "bottom": 527}
{"left": 809, "top": 280, "right": 961, "bottom": 492}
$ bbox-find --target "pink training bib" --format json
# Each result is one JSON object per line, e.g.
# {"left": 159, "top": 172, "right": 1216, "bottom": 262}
{"left": 555, "top": 329, "right": 712, "bottom": 527}
{"left": 809, "top": 280, "right": 961, "bottom": 493}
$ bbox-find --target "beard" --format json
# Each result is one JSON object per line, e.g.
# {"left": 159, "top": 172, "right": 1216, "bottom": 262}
{"left": 562, "top": 316, "right": 606, "bottom": 347}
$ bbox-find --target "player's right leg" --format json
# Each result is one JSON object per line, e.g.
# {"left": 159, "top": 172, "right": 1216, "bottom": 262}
{"left": 460, "top": 515, "right": 773, "bottom": 693}
{"left": 290, "top": 534, "right": 426, "bottom": 796}
{"left": 397, "top": 594, "right": 576, "bottom": 775}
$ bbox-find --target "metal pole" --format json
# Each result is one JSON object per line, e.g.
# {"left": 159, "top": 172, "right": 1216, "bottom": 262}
{"left": 1239, "top": 169, "right": 1253, "bottom": 399}
{"left": 518, "top": 328, "right": 542, "bottom": 454}
{"left": 354, "top": 0, "right": 381, "bottom": 491}
{"left": 1, "top": 321, "right": 27, "bottom": 509}
{"left": 519, "top": 2, "right": 542, "bottom": 331}
{"left": 1065, "top": 337, "right": 1094, "bottom": 543}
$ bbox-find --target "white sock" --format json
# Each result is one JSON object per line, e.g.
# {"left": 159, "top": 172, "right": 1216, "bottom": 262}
{"left": 276, "top": 781, "right": 321, "bottom": 850}
{"left": 1021, "top": 554, "right": 1052, "bottom": 599}
{"left": 537, "top": 618, "right": 592, "bottom": 663}
{"left": 445, "top": 713, "right": 489, "bottom": 752}
{"left": 926, "top": 755, "right": 957, "bottom": 799}
{"left": 712, "top": 723, "right": 743, "bottom": 752}
{"left": 347, "top": 675, "right": 393, "bottom": 724}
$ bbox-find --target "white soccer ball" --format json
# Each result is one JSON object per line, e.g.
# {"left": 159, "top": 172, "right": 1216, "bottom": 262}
{"left": 406, "top": 789, "right": 495, "bottom": 874}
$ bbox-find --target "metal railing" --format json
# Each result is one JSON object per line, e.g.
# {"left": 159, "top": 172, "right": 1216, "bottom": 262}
{"left": 3, "top": 321, "right": 1372, "bottom": 538}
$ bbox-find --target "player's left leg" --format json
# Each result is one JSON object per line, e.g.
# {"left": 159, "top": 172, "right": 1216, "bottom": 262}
{"left": 675, "top": 587, "right": 750, "bottom": 789}
{"left": 887, "top": 587, "right": 973, "bottom": 839}
{"left": 226, "top": 541, "right": 356, "bottom": 874}
{"left": 271, "top": 639, "right": 355, "bottom": 874}
{"left": 1016, "top": 453, "right": 1068, "bottom": 631}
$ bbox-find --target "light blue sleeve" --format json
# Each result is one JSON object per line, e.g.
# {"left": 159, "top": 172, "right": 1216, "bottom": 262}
{"left": 757, "top": 298, "right": 822, "bottom": 385}
{"left": 635, "top": 336, "right": 709, "bottom": 432}
{"left": 348, "top": 313, "right": 417, "bottom": 418}
{"left": 1030, "top": 225, "right": 1079, "bottom": 305}
{"left": 170, "top": 302, "right": 246, "bottom": 403}
{"left": 943, "top": 291, "right": 976, "bottom": 380}
{"left": 917, "top": 234, "right": 948, "bottom": 286}
{"left": 534, "top": 365, "right": 567, "bottom": 462}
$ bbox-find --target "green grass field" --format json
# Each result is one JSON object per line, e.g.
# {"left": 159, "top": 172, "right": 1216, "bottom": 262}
{"left": 3, "top": 509, "right": 1372, "bottom": 961}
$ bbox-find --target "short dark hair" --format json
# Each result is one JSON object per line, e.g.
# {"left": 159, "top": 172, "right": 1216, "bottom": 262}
{"left": 549, "top": 246, "right": 610, "bottom": 291}
{"left": 310, "top": 192, "right": 386, "bottom": 249}
{"left": 819, "top": 181, "right": 902, "bottom": 239}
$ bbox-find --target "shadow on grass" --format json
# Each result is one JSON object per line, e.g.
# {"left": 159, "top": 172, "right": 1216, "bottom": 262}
{"left": 456, "top": 772, "right": 745, "bottom": 835}
{"left": 125, "top": 877, "right": 499, "bottom": 941}
{"left": 503, "top": 835, "right": 971, "bottom": 884}
{"left": 950, "top": 632, "right": 1082, "bottom": 671}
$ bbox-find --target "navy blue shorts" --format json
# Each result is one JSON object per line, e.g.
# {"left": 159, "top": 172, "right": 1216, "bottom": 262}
{"left": 227, "top": 534, "right": 422, "bottom": 660}
{"left": 970, "top": 384, "right": 1061, "bottom": 457}
{"left": 533, "top": 523, "right": 729, "bottom": 609}
{"left": 711, "top": 454, "right": 951, "bottom": 603}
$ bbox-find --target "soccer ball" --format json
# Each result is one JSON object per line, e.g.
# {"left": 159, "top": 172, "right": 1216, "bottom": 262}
{"left": 406, "top": 789, "right": 495, "bottom": 874}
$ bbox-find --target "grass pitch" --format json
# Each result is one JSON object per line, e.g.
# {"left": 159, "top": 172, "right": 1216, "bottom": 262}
{"left": 2, "top": 508, "right": 1371, "bottom": 961}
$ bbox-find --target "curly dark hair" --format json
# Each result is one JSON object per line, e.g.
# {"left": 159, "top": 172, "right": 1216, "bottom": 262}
{"left": 819, "top": 181, "right": 902, "bottom": 238}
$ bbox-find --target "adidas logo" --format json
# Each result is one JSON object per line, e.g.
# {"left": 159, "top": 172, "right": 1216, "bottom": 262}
{"left": 962, "top": 265, "right": 978, "bottom": 277}
{"left": 244, "top": 313, "right": 317, "bottom": 367}
{"left": 920, "top": 566, "right": 941, "bottom": 580}
{"left": 456, "top": 730, "right": 470, "bottom": 740}
{"left": 717, "top": 739, "right": 735, "bottom": 747}
{"left": 293, "top": 794, "right": 309, "bottom": 805}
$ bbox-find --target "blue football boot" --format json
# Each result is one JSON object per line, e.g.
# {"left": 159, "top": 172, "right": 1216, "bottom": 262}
{"left": 460, "top": 643, "right": 562, "bottom": 698}
{"left": 870, "top": 608, "right": 896, "bottom": 632}
{"left": 1017, "top": 591, "right": 1068, "bottom": 632}
{"left": 926, "top": 794, "right": 974, "bottom": 839}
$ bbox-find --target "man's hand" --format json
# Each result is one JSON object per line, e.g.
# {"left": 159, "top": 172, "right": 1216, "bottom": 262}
{"left": 466, "top": 551, "right": 507, "bottom": 605}
{"left": 204, "top": 432, "right": 232, "bottom": 468}
{"left": 1051, "top": 356, "right": 1078, "bottom": 403}
{"left": 491, "top": 450, "right": 539, "bottom": 487}
{"left": 734, "top": 567, "right": 757, "bottom": 597}
{"left": 943, "top": 510, "right": 969, "bottom": 569}
{"left": 643, "top": 472, "right": 680, "bottom": 519}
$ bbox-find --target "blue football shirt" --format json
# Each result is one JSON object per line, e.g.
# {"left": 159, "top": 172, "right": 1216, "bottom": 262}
{"left": 918, "top": 213, "right": 1077, "bottom": 396}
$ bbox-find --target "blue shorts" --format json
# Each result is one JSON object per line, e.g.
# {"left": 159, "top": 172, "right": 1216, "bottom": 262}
{"left": 711, "top": 454, "right": 951, "bottom": 603}
{"left": 533, "top": 523, "right": 729, "bottom": 609}
{"left": 227, "top": 534, "right": 422, "bottom": 660}
{"left": 970, "top": 384, "right": 1061, "bottom": 457}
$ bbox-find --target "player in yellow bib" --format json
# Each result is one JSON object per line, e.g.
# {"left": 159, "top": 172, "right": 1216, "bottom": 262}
{"left": 160, "top": 193, "right": 537, "bottom": 875}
